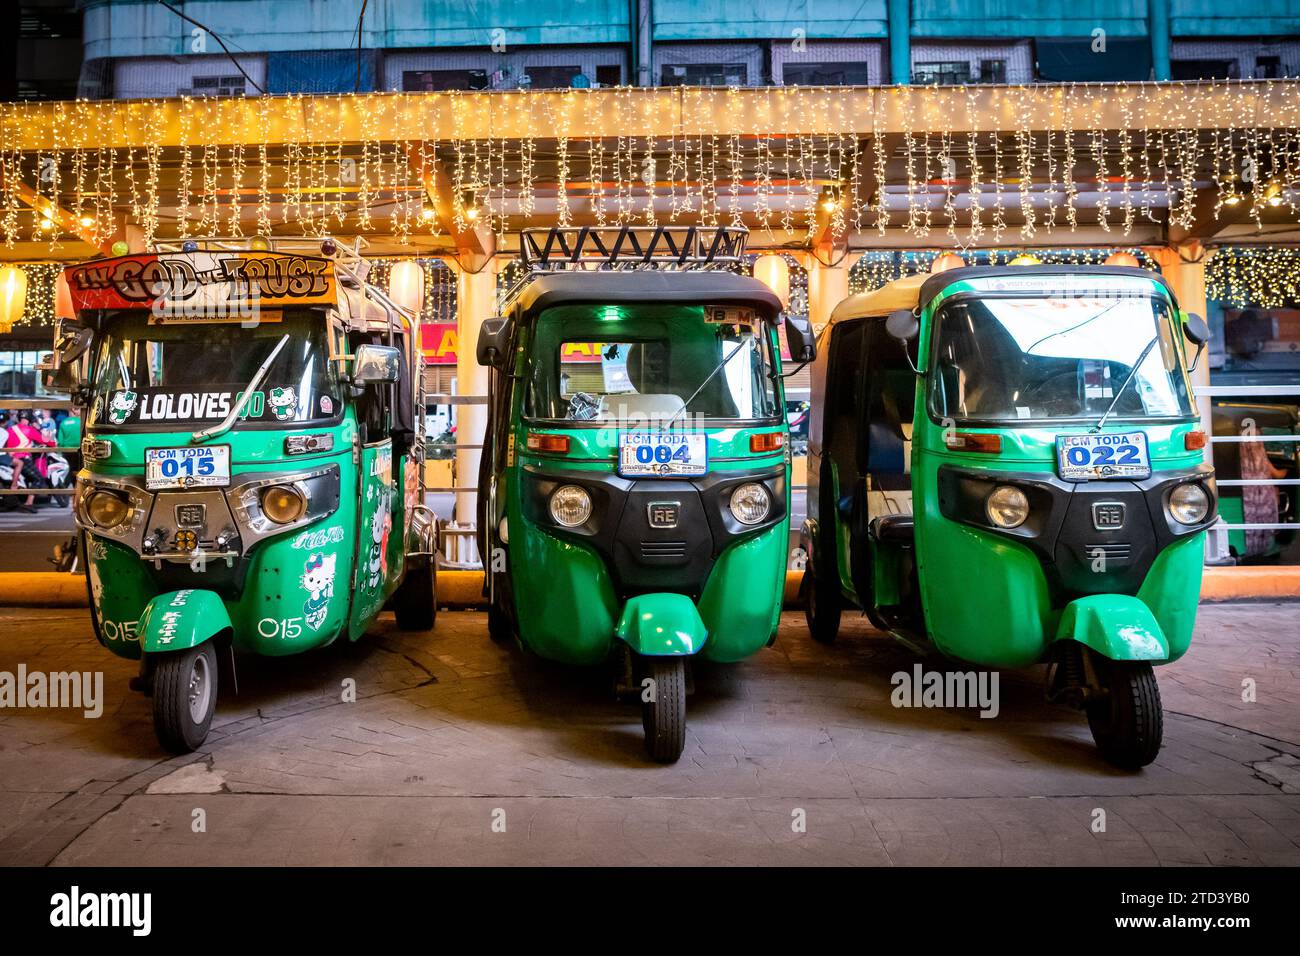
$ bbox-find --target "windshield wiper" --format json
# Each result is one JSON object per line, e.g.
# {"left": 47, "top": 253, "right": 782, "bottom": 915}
{"left": 1091, "top": 334, "right": 1159, "bottom": 433}
{"left": 191, "top": 333, "right": 291, "bottom": 444}
{"left": 1023, "top": 301, "right": 1123, "bottom": 355}
{"left": 664, "top": 339, "right": 749, "bottom": 429}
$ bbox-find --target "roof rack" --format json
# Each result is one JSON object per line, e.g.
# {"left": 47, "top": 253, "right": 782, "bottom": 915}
{"left": 519, "top": 225, "right": 749, "bottom": 272}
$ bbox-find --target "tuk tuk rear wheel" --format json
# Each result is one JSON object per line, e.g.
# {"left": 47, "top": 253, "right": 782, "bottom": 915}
{"left": 803, "top": 555, "right": 842, "bottom": 645}
{"left": 1086, "top": 660, "right": 1163, "bottom": 770}
{"left": 639, "top": 656, "right": 687, "bottom": 764}
{"left": 152, "top": 642, "right": 218, "bottom": 755}
{"left": 393, "top": 560, "right": 437, "bottom": 631}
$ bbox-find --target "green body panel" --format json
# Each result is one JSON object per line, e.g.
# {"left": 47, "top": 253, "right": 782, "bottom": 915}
{"left": 138, "top": 589, "right": 232, "bottom": 653}
{"left": 509, "top": 512, "right": 622, "bottom": 666}
{"left": 1053, "top": 594, "right": 1170, "bottom": 661}
{"left": 695, "top": 523, "right": 787, "bottom": 662}
{"left": 348, "top": 440, "right": 405, "bottom": 639}
{"left": 615, "top": 593, "right": 708, "bottom": 656}
{"left": 1135, "top": 532, "right": 1204, "bottom": 663}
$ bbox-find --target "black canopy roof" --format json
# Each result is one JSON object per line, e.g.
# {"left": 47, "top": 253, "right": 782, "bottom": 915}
{"left": 508, "top": 270, "right": 784, "bottom": 321}
{"left": 918, "top": 264, "right": 1180, "bottom": 312}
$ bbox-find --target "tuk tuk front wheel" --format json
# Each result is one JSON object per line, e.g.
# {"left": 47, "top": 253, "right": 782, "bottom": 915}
{"left": 1086, "top": 659, "right": 1163, "bottom": 770}
{"left": 393, "top": 560, "right": 437, "bottom": 631}
{"left": 639, "top": 656, "right": 687, "bottom": 764}
{"left": 152, "top": 642, "right": 218, "bottom": 755}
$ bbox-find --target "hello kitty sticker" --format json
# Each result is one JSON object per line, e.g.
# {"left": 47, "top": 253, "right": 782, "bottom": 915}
{"left": 301, "top": 552, "right": 337, "bottom": 630}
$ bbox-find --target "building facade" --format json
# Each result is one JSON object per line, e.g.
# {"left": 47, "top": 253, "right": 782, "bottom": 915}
{"left": 74, "top": 0, "right": 1300, "bottom": 99}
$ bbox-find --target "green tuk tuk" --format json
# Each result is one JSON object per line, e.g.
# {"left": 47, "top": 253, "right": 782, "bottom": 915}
{"left": 801, "top": 264, "right": 1216, "bottom": 768}
{"left": 477, "top": 226, "right": 815, "bottom": 762}
{"left": 44, "top": 240, "right": 438, "bottom": 753}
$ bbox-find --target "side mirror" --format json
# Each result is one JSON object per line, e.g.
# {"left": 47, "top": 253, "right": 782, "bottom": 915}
{"left": 352, "top": 343, "right": 402, "bottom": 384}
{"left": 783, "top": 314, "right": 816, "bottom": 364}
{"left": 1183, "top": 312, "right": 1210, "bottom": 346}
{"left": 37, "top": 352, "right": 77, "bottom": 393}
{"left": 886, "top": 309, "right": 922, "bottom": 374}
{"left": 38, "top": 318, "right": 93, "bottom": 394}
{"left": 1183, "top": 312, "right": 1210, "bottom": 373}
{"left": 476, "top": 317, "right": 511, "bottom": 369}
{"left": 886, "top": 309, "right": 919, "bottom": 342}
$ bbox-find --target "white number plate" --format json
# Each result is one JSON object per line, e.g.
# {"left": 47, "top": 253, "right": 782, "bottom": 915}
{"left": 1057, "top": 432, "right": 1151, "bottom": 480}
{"left": 145, "top": 445, "right": 231, "bottom": 490}
{"left": 618, "top": 432, "right": 707, "bottom": 477}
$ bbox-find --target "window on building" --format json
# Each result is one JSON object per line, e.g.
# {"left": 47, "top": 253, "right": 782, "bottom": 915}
{"left": 525, "top": 65, "right": 582, "bottom": 89}
{"left": 188, "top": 75, "right": 248, "bottom": 97}
{"left": 19, "top": 7, "right": 81, "bottom": 38}
{"left": 595, "top": 65, "right": 622, "bottom": 87}
{"left": 912, "top": 61, "right": 972, "bottom": 85}
{"left": 978, "top": 59, "right": 1007, "bottom": 84}
{"left": 1171, "top": 59, "right": 1238, "bottom": 81}
{"left": 402, "top": 69, "right": 489, "bottom": 92}
{"left": 1256, "top": 56, "right": 1283, "bottom": 79}
{"left": 661, "top": 63, "right": 748, "bottom": 87}
{"left": 782, "top": 62, "right": 872, "bottom": 86}
{"left": 0, "top": 350, "right": 51, "bottom": 397}
{"left": 1036, "top": 37, "right": 1151, "bottom": 82}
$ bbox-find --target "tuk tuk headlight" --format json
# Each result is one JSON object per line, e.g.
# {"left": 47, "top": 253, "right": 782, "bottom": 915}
{"left": 1169, "top": 483, "right": 1210, "bottom": 525}
{"left": 260, "top": 485, "right": 307, "bottom": 524}
{"left": 549, "top": 485, "right": 592, "bottom": 527}
{"left": 86, "top": 490, "right": 130, "bottom": 528}
{"left": 986, "top": 485, "right": 1030, "bottom": 529}
{"left": 729, "top": 482, "right": 771, "bottom": 525}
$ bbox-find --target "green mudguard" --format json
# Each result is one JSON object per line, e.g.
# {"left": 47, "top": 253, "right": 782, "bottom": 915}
{"left": 616, "top": 593, "right": 708, "bottom": 656}
{"left": 1054, "top": 594, "right": 1170, "bottom": 662}
{"left": 138, "top": 589, "right": 233, "bottom": 654}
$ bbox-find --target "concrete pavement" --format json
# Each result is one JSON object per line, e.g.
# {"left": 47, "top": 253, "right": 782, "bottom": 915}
{"left": 0, "top": 603, "right": 1297, "bottom": 866}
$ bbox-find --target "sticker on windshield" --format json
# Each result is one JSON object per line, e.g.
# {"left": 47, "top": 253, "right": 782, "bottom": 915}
{"left": 268, "top": 386, "right": 298, "bottom": 421}
{"left": 95, "top": 386, "right": 331, "bottom": 427}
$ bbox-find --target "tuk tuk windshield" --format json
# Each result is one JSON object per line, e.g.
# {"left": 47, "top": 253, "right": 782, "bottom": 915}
{"left": 90, "top": 310, "right": 341, "bottom": 428}
{"left": 524, "top": 304, "right": 780, "bottom": 423}
{"left": 930, "top": 291, "right": 1195, "bottom": 424}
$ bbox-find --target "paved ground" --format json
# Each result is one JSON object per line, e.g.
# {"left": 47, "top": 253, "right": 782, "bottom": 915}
{"left": 0, "top": 602, "right": 1297, "bottom": 866}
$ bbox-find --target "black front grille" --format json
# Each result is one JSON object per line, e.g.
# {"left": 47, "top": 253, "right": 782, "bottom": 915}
{"left": 1082, "top": 542, "right": 1132, "bottom": 565}
{"left": 640, "top": 540, "right": 688, "bottom": 560}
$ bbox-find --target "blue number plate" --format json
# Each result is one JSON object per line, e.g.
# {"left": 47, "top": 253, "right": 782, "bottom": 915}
{"left": 1056, "top": 433, "right": 1150, "bottom": 480}
{"left": 145, "top": 445, "right": 231, "bottom": 490}
{"left": 618, "top": 432, "right": 707, "bottom": 477}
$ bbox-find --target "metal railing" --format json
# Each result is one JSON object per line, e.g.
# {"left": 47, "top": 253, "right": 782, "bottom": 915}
{"left": 1196, "top": 384, "right": 1299, "bottom": 555}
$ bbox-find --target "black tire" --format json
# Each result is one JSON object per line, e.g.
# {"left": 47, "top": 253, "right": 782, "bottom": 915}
{"left": 639, "top": 656, "right": 687, "bottom": 763}
{"left": 1086, "top": 659, "right": 1163, "bottom": 770}
{"left": 393, "top": 560, "right": 437, "bottom": 631}
{"left": 803, "top": 547, "right": 842, "bottom": 645}
{"left": 486, "top": 572, "right": 517, "bottom": 644}
{"left": 152, "top": 642, "right": 218, "bottom": 755}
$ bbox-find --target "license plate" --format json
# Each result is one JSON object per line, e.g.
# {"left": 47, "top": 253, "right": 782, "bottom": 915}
{"left": 618, "top": 432, "right": 707, "bottom": 477}
{"left": 1057, "top": 433, "right": 1150, "bottom": 480}
{"left": 145, "top": 445, "right": 231, "bottom": 490}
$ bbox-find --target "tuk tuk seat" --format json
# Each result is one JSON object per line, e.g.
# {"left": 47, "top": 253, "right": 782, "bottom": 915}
{"left": 870, "top": 513, "right": 914, "bottom": 544}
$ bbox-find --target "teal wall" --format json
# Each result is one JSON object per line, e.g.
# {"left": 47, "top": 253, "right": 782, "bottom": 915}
{"left": 911, "top": 1, "right": 1150, "bottom": 37}
{"left": 1171, "top": 0, "right": 1300, "bottom": 36}
{"left": 83, "top": 0, "right": 632, "bottom": 60}
{"left": 83, "top": 0, "right": 1300, "bottom": 71}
